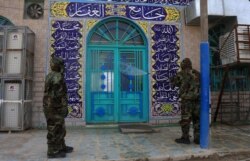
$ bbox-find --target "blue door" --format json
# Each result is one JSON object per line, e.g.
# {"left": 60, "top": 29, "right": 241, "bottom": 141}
{"left": 86, "top": 18, "right": 148, "bottom": 123}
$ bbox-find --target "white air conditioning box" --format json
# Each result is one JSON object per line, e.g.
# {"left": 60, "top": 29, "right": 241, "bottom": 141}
{"left": 4, "top": 83, "right": 21, "bottom": 100}
{"left": 3, "top": 103, "right": 19, "bottom": 128}
{"left": 6, "top": 51, "right": 22, "bottom": 74}
{"left": 7, "top": 32, "right": 23, "bottom": 49}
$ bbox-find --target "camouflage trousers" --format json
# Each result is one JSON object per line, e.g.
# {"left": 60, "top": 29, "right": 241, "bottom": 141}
{"left": 44, "top": 113, "right": 66, "bottom": 155}
{"left": 179, "top": 100, "right": 200, "bottom": 141}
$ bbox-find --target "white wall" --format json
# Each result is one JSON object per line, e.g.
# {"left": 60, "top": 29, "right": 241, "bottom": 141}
{"left": 223, "top": 0, "right": 250, "bottom": 24}
{"left": 186, "top": 0, "right": 250, "bottom": 25}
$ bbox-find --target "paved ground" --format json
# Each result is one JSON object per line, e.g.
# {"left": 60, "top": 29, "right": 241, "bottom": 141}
{"left": 0, "top": 124, "right": 250, "bottom": 161}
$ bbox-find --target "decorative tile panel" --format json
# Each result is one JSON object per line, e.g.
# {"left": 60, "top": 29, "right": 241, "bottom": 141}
{"left": 50, "top": 20, "right": 83, "bottom": 118}
{"left": 50, "top": 2, "right": 181, "bottom": 23}
{"left": 151, "top": 24, "right": 181, "bottom": 117}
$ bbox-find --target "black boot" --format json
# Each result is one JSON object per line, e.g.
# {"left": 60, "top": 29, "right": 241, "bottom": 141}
{"left": 177, "top": 124, "right": 191, "bottom": 144}
{"left": 47, "top": 151, "right": 66, "bottom": 158}
{"left": 61, "top": 146, "right": 74, "bottom": 153}
{"left": 175, "top": 137, "right": 191, "bottom": 144}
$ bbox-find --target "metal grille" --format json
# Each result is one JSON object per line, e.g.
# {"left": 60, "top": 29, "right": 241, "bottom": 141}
{"left": 219, "top": 90, "right": 250, "bottom": 125}
{"left": 0, "top": 26, "right": 34, "bottom": 131}
{"left": 0, "top": 27, "right": 35, "bottom": 77}
{"left": 212, "top": 66, "right": 250, "bottom": 124}
{"left": 211, "top": 67, "right": 250, "bottom": 91}
{"left": 87, "top": 17, "right": 148, "bottom": 123}
{"left": 89, "top": 18, "right": 145, "bottom": 46}
{"left": 219, "top": 31, "right": 237, "bottom": 64}
{"left": 0, "top": 29, "right": 3, "bottom": 75}
{"left": 120, "top": 51, "right": 144, "bottom": 92}
{"left": 24, "top": 80, "right": 33, "bottom": 100}
{"left": 91, "top": 50, "right": 114, "bottom": 92}
{"left": 219, "top": 24, "right": 250, "bottom": 64}
{"left": 25, "top": 53, "right": 34, "bottom": 77}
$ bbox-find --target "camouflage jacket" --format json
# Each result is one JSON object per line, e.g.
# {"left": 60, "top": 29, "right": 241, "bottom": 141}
{"left": 171, "top": 69, "right": 200, "bottom": 101}
{"left": 43, "top": 71, "right": 68, "bottom": 117}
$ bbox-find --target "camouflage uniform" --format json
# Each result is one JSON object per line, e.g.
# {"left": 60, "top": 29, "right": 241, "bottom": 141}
{"left": 171, "top": 58, "right": 200, "bottom": 144}
{"left": 43, "top": 56, "right": 72, "bottom": 157}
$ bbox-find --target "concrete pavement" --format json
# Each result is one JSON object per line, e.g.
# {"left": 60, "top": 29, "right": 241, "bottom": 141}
{"left": 0, "top": 124, "right": 250, "bottom": 161}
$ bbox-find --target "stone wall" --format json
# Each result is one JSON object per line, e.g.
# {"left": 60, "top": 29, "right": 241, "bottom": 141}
{"left": 182, "top": 12, "right": 201, "bottom": 71}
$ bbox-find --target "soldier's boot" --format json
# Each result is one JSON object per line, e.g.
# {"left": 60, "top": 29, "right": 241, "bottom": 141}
{"left": 47, "top": 151, "right": 66, "bottom": 158}
{"left": 175, "top": 137, "right": 190, "bottom": 144}
{"left": 175, "top": 124, "right": 190, "bottom": 144}
{"left": 61, "top": 146, "right": 74, "bottom": 153}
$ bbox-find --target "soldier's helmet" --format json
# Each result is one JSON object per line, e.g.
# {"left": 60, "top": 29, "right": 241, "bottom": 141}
{"left": 50, "top": 56, "right": 64, "bottom": 72}
{"left": 181, "top": 58, "right": 192, "bottom": 70}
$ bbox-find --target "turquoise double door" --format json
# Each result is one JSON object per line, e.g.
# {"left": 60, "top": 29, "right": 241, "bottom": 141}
{"left": 86, "top": 48, "right": 149, "bottom": 123}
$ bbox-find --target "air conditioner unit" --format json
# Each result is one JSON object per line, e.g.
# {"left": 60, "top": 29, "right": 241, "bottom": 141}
{"left": 4, "top": 83, "right": 21, "bottom": 100}
{"left": 24, "top": 0, "right": 44, "bottom": 19}
{"left": 3, "top": 82, "right": 21, "bottom": 128}
{"left": 219, "top": 30, "right": 250, "bottom": 65}
{"left": 5, "top": 51, "right": 22, "bottom": 74}
{"left": 7, "top": 32, "right": 23, "bottom": 49}
{"left": 3, "top": 103, "right": 20, "bottom": 128}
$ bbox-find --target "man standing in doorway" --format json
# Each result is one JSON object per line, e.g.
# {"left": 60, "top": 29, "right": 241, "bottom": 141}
{"left": 43, "top": 56, "right": 74, "bottom": 158}
{"left": 170, "top": 58, "right": 200, "bottom": 144}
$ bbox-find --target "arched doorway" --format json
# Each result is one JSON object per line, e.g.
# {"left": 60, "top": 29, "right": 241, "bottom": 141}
{"left": 0, "top": 16, "right": 13, "bottom": 26}
{"left": 86, "top": 17, "right": 148, "bottom": 123}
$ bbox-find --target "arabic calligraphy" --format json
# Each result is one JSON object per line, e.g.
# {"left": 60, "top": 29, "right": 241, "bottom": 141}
{"left": 152, "top": 24, "right": 179, "bottom": 34}
{"left": 126, "top": 5, "right": 166, "bottom": 21}
{"left": 52, "top": 21, "right": 82, "bottom": 31}
{"left": 50, "top": 2, "right": 181, "bottom": 22}
{"left": 165, "top": 0, "right": 192, "bottom": 5}
{"left": 54, "top": 51, "right": 81, "bottom": 61}
{"left": 68, "top": 92, "right": 82, "bottom": 103}
{"left": 151, "top": 24, "right": 180, "bottom": 117}
{"left": 66, "top": 3, "right": 105, "bottom": 18}
{"left": 51, "top": 20, "right": 83, "bottom": 118}
{"left": 152, "top": 51, "right": 179, "bottom": 64}
{"left": 85, "top": 0, "right": 193, "bottom": 5}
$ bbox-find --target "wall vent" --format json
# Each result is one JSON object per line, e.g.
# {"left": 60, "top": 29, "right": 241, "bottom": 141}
{"left": 24, "top": 0, "right": 44, "bottom": 19}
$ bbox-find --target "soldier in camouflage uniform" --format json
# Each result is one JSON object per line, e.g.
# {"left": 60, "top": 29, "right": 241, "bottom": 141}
{"left": 43, "top": 56, "right": 73, "bottom": 158}
{"left": 170, "top": 58, "right": 200, "bottom": 144}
